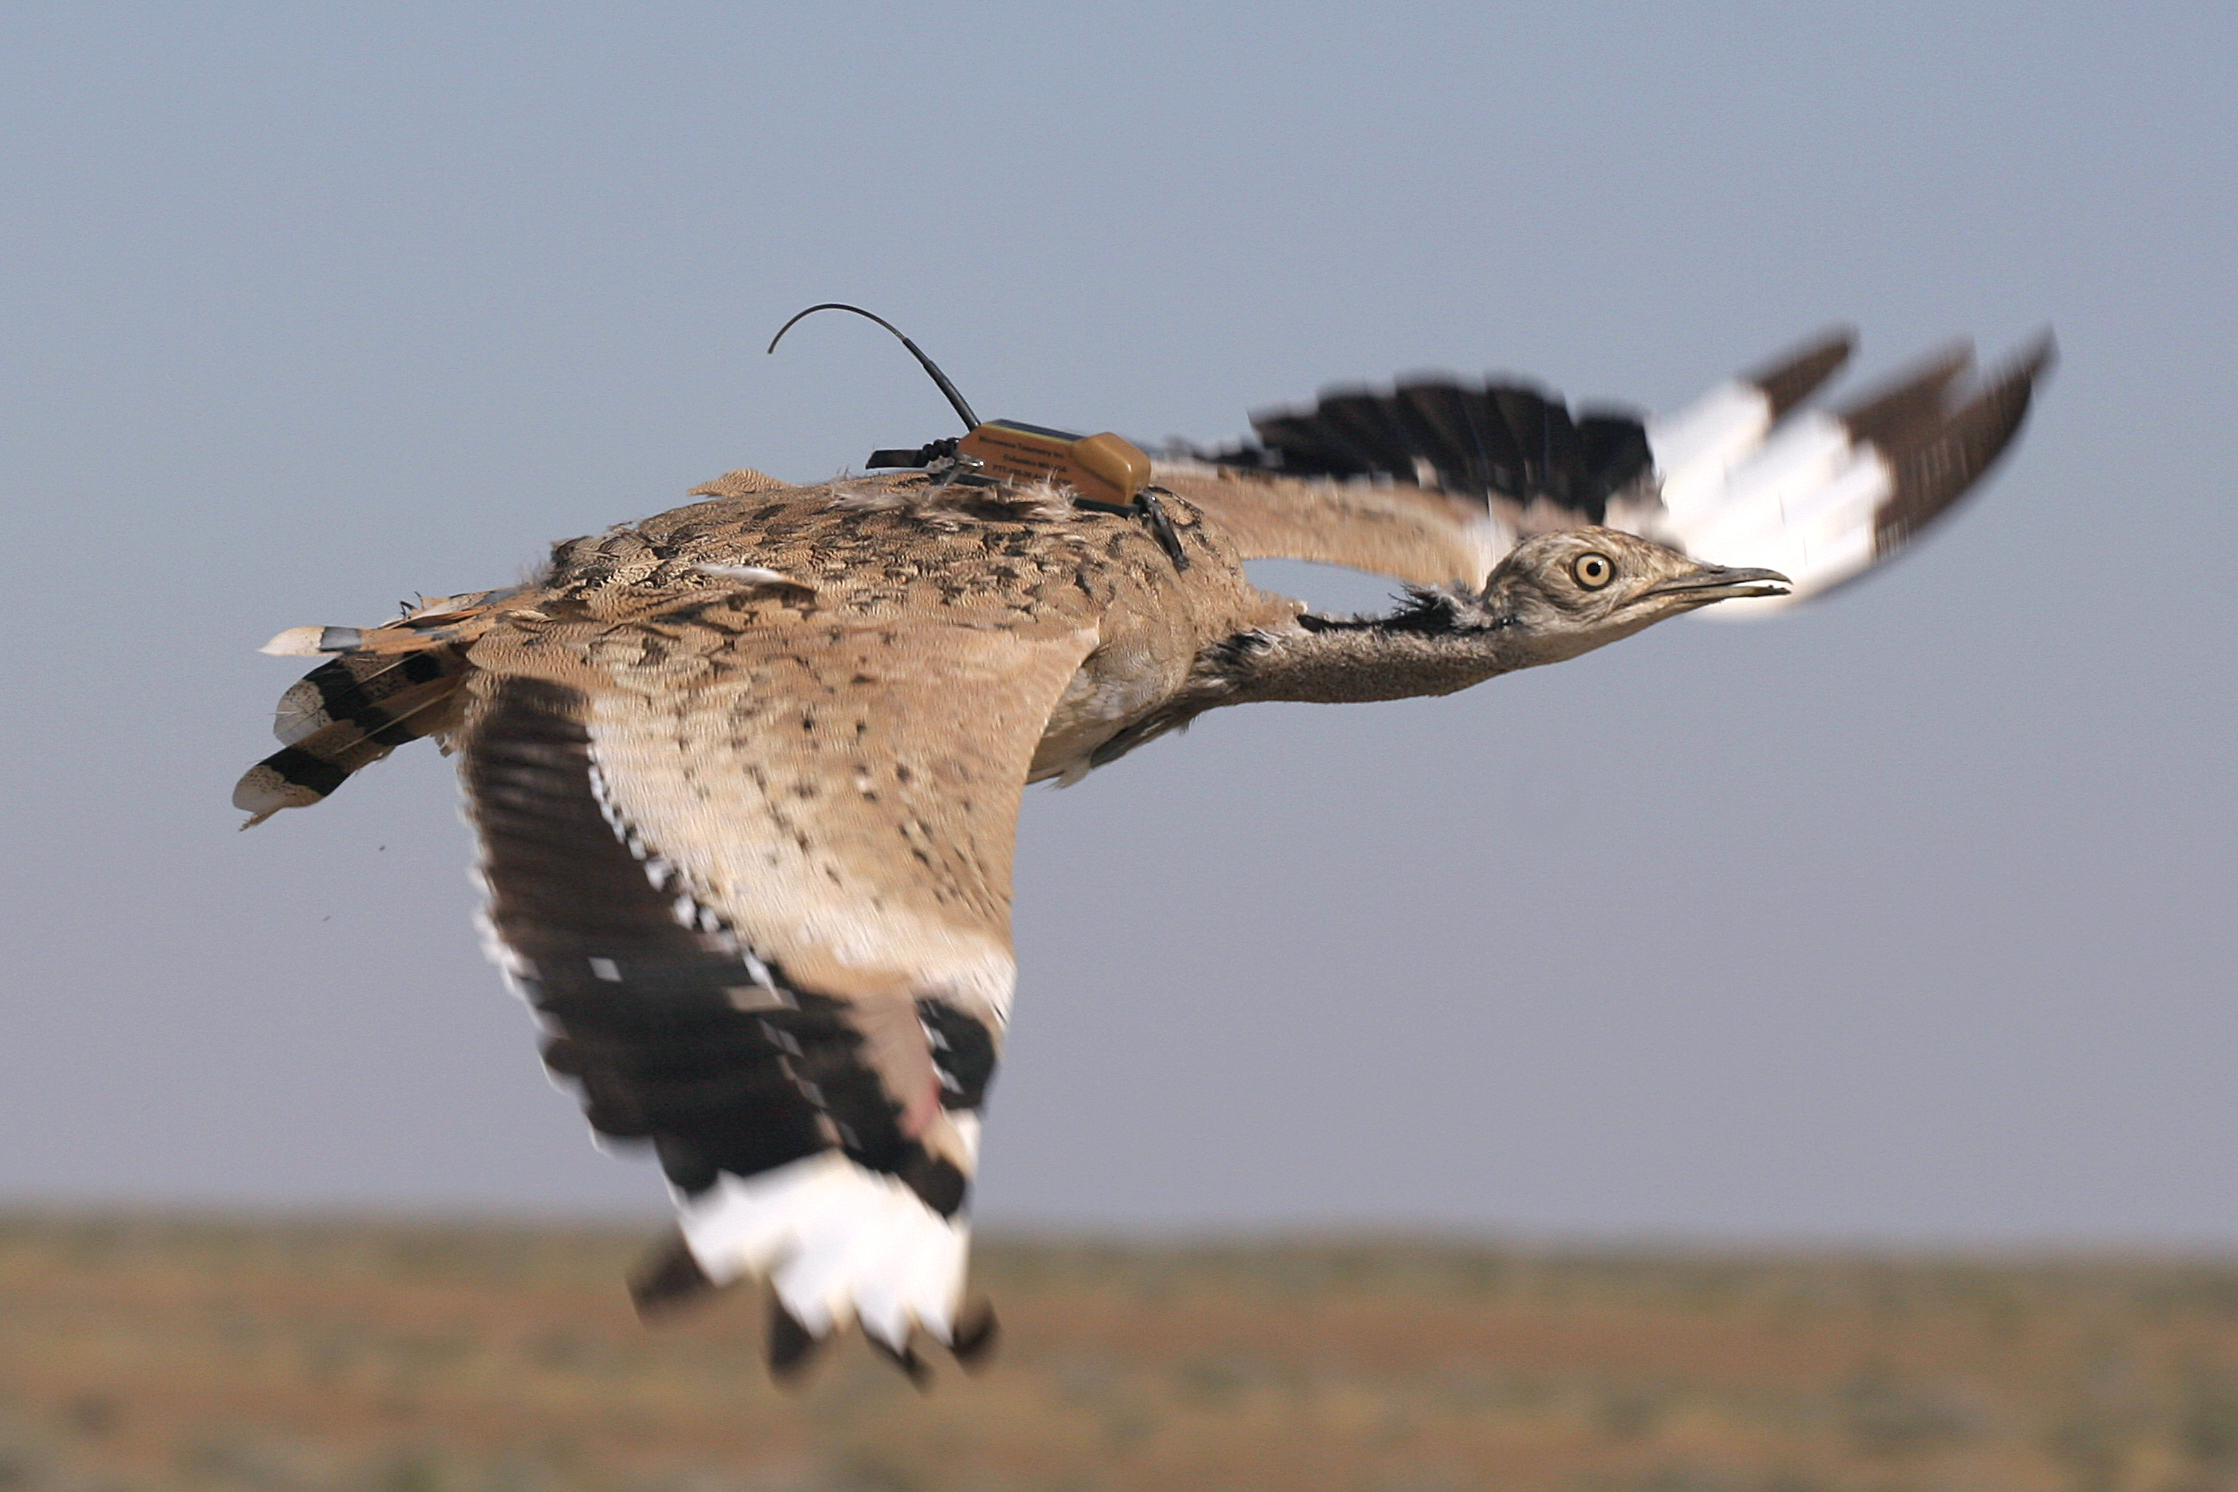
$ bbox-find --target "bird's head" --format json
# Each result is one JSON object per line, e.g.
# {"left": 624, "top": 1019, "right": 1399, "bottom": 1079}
{"left": 1474, "top": 528, "right": 1791, "bottom": 666}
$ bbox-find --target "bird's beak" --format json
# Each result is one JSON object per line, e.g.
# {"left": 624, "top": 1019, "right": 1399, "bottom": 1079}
{"left": 1643, "top": 562, "right": 1792, "bottom": 606}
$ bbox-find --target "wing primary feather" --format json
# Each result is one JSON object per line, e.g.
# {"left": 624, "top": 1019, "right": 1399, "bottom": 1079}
{"left": 1747, "top": 327, "right": 1858, "bottom": 419}
{"left": 1835, "top": 343, "right": 1975, "bottom": 451}
{"left": 868, "top": 1333, "right": 934, "bottom": 1389}
{"left": 1248, "top": 409, "right": 1372, "bottom": 477}
{"left": 1873, "top": 335, "right": 2054, "bottom": 553}
{"left": 949, "top": 1295, "right": 1001, "bottom": 1370}
{"left": 1225, "top": 373, "right": 1646, "bottom": 523}
{"left": 1489, "top": 386, "right": 1552, "bottom": 496}
{"left": 1460, "top": 386, "right": 1527, "bottom": 492}
{"left": 766, "top": 1290, "right": 825, "bottom": 1382}
{"left": 1394, "top": 380, "right": 1492, "bottom": 493}
{"left": 628, "top": 1230, "right": 722, "bottom": 1319}
{"left": 1314, "top": 389, "right": 1422, "bottom": 474}
{"left": 1540, "top": 399, "right": 1589, "bottom": 515}
{"left": 1389, "top": 381, "right": 1480, "bottom": 488}
{"left": 1578, "top": 412, "right": 1654, "bottom": 504}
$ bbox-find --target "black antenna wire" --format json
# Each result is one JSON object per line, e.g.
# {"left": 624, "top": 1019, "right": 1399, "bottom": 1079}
{"left": 766, "top": 303, "right": 981, "bottom": 432}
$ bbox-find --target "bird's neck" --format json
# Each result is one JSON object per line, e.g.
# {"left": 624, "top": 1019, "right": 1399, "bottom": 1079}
{"left": 1221, "top": 626, "right": 1516, "bottom": 706}
{"left": 1076, "top": 599, "right": 1593, "bottom": 775}
{"left": 1205, "top": 600, "right": 1553, "bottom": 708}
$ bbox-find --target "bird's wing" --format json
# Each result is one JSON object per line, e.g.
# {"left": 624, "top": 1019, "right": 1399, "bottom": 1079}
{"left": 1152, "top": 330, "right": 2053, "bottom": 607}
{"left": 459, "top": 597, "right": 1097, "bottom": 1371}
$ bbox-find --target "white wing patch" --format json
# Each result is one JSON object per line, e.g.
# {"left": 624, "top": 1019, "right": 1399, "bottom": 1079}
{"left": 679, "top": 1151, "right": 969, "bottom": 1346}
{"left": 1659, "top": 407, "right": 1894, "bottom": 613}
{"left": 1647, "top": 337, "right": 2050, "bottom": 615}
{"left": 1648, "top": 379, "right": 1778, "bottom": 522}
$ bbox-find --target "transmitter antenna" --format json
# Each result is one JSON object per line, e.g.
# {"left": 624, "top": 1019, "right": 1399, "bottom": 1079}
{"left": 766, "top": 303, "right": 981, "bottom": 432}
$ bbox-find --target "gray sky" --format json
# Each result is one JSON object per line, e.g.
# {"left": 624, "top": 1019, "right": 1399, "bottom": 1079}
{"left": 3, "top": 2, "right": 2233, "bottom": 1247}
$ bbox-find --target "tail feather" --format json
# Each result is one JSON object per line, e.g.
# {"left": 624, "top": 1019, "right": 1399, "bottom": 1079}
{"left": 274, "top": 648, "right": 472, "bottom": 745}
{"left": 237, "top": 587, "right": 527, "bottom": 827}
{"left": 235, "top": 661, "right": 470, "bottom": 826}
{"left": 258, "top": 585, "right": 530, "bottom": 659}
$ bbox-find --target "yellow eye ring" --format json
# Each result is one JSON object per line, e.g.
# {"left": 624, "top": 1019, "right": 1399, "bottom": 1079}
{"left": 1571, "top": 552, "right": 1615, "bottom": 589}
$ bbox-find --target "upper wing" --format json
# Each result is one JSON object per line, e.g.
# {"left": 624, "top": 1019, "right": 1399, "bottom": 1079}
{"left": 1151, "top": 329, "right": 2053, "bottom": 607}
{"left": 460, "top": 595, "right": 1096, "bottom": 1371}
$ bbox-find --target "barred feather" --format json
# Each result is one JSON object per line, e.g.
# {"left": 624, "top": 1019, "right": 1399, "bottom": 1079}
{"left": 234, "top": 646, "right": 473, "bottom": 826}
{"left": 234, "top": 587, "right": 527, "bottom": 827}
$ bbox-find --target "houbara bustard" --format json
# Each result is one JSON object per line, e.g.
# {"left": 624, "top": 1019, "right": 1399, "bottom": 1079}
{"left": 236, "top": 313, "right": 2050, "bottom": 1380}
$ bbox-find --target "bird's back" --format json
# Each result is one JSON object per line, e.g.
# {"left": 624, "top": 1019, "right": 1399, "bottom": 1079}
{"left": 237, "top": 466, "right": 1299, "bottom": 823}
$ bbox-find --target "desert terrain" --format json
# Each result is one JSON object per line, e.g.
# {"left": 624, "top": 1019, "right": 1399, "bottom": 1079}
{"left": 2, "top": 1214, "right": 2235, "bottom": 1491}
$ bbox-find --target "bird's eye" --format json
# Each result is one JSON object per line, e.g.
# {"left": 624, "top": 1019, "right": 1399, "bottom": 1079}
{"left": 1570, "top": 552, "right": 1615, "bottom": 589}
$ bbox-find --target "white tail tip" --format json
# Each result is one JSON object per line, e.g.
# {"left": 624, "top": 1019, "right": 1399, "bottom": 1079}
{"left": 260, "top": 626, "right": 329, "bottom": 656}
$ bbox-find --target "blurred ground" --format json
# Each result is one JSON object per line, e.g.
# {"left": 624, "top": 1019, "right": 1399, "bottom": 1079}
{"left": 3, "top": 1214, "right": 2236, "bottom": 1492}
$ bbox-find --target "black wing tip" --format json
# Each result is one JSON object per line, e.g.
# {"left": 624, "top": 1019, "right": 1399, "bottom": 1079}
{"left": 2011, "top": 327, "right": 2059, "bottom": 384}
{"left": 629, "top": 1231, "right": 722, "bottom": 1321}
{"left": 1873, "top": 333, "right": 2055, "bottom": 553}
{"left": 868, "top": 1333, "right": 935, "bottom": 1390}
{"left": 866, "top": 1295, "right": 1002, "bottom": 1388}
{"left": 767, "top": 1293, "right": 826, "bottom": 1385}
{"left": 760, "top": 1296, "right": 994, "bottom": 1388}
{"left": 949, "top": 1295, "right": 1001, "bottom": 1372}
{"left": 900, "top": 1153, "right": 970, "bottom": 1217}
{"left": 761, "top": 1292, "right": 998, "bottom": 1387}
{"left": 1749, "top": 326, "right": 1858, "bottom": 419}
{"left": 1836, "top": 341, "right": 1976, "bottom": 451}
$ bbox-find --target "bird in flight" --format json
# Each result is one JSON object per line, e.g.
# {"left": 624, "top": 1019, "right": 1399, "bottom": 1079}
{"left": 236, "top": 316, "right": 2050, "bottom": 1382}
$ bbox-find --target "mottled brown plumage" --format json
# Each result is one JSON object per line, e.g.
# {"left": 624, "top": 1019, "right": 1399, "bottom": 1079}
{"left": 235, "top": 327, "right": 2049, "bottom": 1379}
